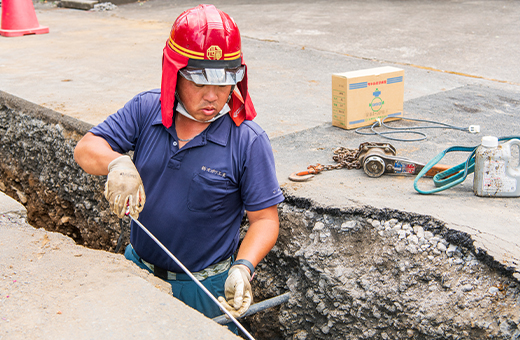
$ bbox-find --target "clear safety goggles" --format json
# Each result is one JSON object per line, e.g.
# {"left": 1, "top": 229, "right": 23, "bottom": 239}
{"left": 178, "top": 66, "right": 245, "bottom": 86}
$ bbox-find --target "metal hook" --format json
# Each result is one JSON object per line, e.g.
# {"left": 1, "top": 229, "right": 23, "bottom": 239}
{"left": 288, "top": 170, "right": 316, "bottom": 182}
{"left": 288, "top": 164, "right": 324, "bottom": 182}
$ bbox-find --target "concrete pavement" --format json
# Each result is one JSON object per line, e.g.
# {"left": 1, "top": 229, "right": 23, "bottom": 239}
{"left": 0, "top": 0, "right": 519, "bottom": 319}
{"left": 0, "top": 191, "right": 27, "bottom": 218}
{"left": 0, "top": 193, "right": 240, "bottom": 340}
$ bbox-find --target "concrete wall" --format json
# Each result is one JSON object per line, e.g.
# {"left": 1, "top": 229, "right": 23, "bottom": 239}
{"left": 0, "top": 91, "right": 120, "bottom": 250}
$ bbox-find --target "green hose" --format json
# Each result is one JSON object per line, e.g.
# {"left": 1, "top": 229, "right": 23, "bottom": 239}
{"left": 414, "top": 136, "right": 520, "bottom": 194}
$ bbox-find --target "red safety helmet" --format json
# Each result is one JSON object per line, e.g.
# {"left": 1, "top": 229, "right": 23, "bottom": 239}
{"left": 160, "top": 4, "right": 257, "bottom": 128}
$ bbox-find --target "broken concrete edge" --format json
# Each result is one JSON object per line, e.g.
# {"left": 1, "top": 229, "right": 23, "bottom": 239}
{"left": 0, "top": 190, "right": 27, "bottom": 218}
{"left": 1, "top": 90, "right": 519, "bottom": 338}
{"left": 0, "top": 89, "right": 517, "bottom": 283}
{"left": 57, "top": 0, "right": 138, "bottom": 10}
{"left": 0, "top": 90, "right": 93, "bottom": 140}
{"left": 0, "top": 90, "right": 119, "bottom": 251}
{"left": 59, "top": 0, "right": 100, "bottom": 11}
{"left": 260, "top": 196, "right": 520, "bottom": 339}
{"left": 281, "top": 190, "right": 520, "bottom": 283}
{"left": 0, "top": 87, "right": 518, "bottom": 280}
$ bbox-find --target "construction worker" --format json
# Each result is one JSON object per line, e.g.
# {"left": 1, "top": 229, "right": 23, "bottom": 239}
{"left": 74, "top": 4, "right": 284, "bottom": 328}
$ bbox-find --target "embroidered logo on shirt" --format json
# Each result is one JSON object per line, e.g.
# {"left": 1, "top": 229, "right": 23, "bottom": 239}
{"left": 201, "top": 166, "right": 226, "bottom": 178}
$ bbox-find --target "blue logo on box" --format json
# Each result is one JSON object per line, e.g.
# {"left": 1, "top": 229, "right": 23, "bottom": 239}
{"left": 369, "top": 88, "right": 384, "bottom": 112}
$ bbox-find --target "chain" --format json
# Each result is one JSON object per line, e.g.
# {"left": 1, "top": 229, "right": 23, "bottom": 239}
{"left": 302, "top": 146, "right": 361, "bottom": 176}
{"left": 290, "top": 142, "right": 394, "bottom": 181}
{"left": 305, "top": 142, "right": 391, "bottom": 174}
{"left": 331, "top": 146, "right": 362, "bottom": 170}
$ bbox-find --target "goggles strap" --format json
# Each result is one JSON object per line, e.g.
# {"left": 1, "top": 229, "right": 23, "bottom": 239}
{"left": 227, "top": 85, "right": 235, "bottom": 103}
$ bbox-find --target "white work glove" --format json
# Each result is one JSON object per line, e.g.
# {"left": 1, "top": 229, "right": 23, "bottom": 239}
{"left": 218, "top": 265, "right": 253, "bottom": 318}
{"left": 104, "top": 155, "right": 146, "bottom": 219}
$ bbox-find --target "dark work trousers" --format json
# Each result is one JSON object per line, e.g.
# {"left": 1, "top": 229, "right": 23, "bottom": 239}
{"left": 124, "top": 244, "right": 238, "bottom": 334}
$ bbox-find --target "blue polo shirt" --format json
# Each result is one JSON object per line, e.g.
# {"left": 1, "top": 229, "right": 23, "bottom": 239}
{"left": 90, "top": 89, "right": 284, "bottom": 273}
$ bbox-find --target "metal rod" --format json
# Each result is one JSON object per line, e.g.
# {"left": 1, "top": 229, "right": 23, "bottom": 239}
{"left": 212, "top": 292, "right": 291, "bottom": 325}
{"left": 130, "top": 216, "right": 255, "bottom": 340}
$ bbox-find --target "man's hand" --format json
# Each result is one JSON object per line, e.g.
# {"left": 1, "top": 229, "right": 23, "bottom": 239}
{"left": 104, "top": 155, "right": 146, "bottom": 219}
{"left": 218, "top": 265, "right": 252, "bottom": 318}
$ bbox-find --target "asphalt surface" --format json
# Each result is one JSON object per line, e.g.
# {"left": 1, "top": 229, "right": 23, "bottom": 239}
{"left": 1, "top": 0, "right": 519, "bottom": 336}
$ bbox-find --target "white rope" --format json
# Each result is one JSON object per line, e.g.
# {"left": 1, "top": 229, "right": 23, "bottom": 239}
{"left": 130, "top": 216, "right": 255, "bottom": 340}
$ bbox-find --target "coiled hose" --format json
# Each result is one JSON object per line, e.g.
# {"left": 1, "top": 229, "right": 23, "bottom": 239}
{"left": 414, "top": 136, "right": 520, "bottom": 194}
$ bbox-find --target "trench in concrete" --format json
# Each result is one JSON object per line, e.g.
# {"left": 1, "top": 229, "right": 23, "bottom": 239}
{"left": 1, "top": 91, "right": 519, "bottom": 340}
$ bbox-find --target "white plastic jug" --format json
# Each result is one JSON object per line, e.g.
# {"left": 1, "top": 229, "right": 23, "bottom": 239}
{"left": 473, "top": 136, "right": 520, "bottom": 197}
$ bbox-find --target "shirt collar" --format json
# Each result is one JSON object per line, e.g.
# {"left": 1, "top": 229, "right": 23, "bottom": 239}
{"left": 206, "top": 114, "right": 231, "bottom": 146}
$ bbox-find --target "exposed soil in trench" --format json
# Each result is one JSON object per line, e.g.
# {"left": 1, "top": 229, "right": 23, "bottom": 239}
{"left": 1, "top": 165, "right": 519, "bottom": 340}
{"left": 1, "top": 163, "right": 520, "bottom": 340}
{"left": 0, "top": 103, "right": 518, "bottom": 339}
{"left": 0, "top": 165, "right": 119, "bottom": 251}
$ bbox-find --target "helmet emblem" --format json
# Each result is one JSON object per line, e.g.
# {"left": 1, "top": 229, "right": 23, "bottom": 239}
{"left": 207, "top": 45, "right": 223, "bottom": 60}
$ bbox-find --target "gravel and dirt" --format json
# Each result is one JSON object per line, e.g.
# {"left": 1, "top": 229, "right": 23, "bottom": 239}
{"left": 251, "top": 199, "right": 520, "bottom": 339}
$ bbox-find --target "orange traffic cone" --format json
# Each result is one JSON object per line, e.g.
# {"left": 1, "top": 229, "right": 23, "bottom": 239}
{"left": 0, "top": 0, "right": 49, "bottom": 37}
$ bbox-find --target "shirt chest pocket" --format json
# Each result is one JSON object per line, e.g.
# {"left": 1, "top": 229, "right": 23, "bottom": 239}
{"left": 187, "top": 173, "right": 231, "bottom": 212}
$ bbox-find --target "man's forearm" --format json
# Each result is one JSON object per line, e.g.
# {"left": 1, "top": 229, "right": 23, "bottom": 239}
{"left": 74, "top": 132, "right": 121, "bottom": 176}
{"left": 237, "top": 205, "right": 280, "bottom": 271}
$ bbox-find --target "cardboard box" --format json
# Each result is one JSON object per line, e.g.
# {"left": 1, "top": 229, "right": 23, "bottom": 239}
{"left": 332, "top": 66, "right": 404, "bottom": 130}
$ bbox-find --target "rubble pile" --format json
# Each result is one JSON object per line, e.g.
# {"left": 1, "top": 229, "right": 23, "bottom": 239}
{"left": 91, "top": 2, "right": 117, "bottom": 11}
